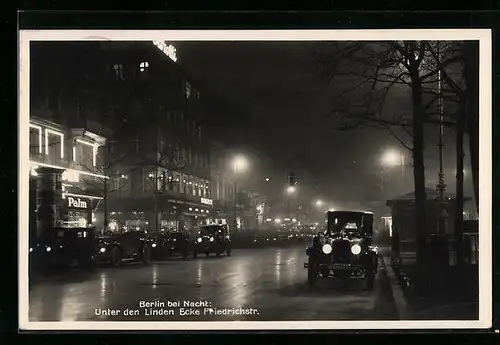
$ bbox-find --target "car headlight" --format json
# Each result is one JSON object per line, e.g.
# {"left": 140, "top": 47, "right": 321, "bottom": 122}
{"left": 209, "top": 237, "right": 214, "bottom": 242}
{"left": 29, "top": 247, "right": 33, "bottom": 252}
{"left": 197, "top": 237, "right": 202, "bottom": 243}
{"left": 173, "top": 238, "right": 177, "bottom": 242}
{"left": 322, "top": 244, "right": 332, "bottom": 254}
{"left": 151, "top": 243, "right": 157, "bottom": 248}
{"left": 351, "top": 244, "right": 362, "bottom": 255}
{"left": 46, "top": 246, "right": 51, "bottom": 252}
{"left": 100, "top": 247, "right": 106, "bottom": 253}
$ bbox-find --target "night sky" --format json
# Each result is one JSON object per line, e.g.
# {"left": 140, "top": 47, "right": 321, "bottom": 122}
{"left": 170, "top": 41, "right": 474, "bottom": 205}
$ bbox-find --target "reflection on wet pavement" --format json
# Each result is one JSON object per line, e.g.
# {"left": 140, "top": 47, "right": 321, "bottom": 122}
{"left": 29, "top": 245, "right": 396, "bottom": 321}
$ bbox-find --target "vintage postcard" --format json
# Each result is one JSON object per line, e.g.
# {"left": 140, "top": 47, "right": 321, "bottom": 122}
{"left": 18, "top": 29, "right": 492, "bottom": 330}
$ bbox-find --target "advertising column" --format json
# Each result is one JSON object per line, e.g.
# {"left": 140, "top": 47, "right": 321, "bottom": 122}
{"left": 36, "top": 167, "right": 63, "bottom": 234}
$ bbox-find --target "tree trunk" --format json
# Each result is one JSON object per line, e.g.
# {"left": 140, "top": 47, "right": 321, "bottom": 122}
{"left": 462, "top": 41, "right": 480, "bottom": 212}
{"left": 103, "top": 177, "right": 108, "bottom": 231}
{"left": 455, "top": 106, "right": 465, "bottom": 269}
{"left": 409, "top": 61, "right": 428, "bottom": 267}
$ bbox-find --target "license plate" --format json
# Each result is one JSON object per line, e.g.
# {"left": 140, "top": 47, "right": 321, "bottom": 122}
{"left": 332, "top": 263, "right": 351, "bottom": 269}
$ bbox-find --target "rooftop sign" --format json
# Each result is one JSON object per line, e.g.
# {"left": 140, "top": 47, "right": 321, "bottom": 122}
{"left": 152, "top": 40, "right": 177, "bottom": 62}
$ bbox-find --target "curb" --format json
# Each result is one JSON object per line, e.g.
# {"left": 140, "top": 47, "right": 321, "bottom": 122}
{"left": 382, "top": 256, "right": 411, "bottom": 320}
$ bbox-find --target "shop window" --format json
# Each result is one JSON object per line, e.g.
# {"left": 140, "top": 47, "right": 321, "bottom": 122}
{"left": 45, "top": 129, "right": 64, "bottom": 165}
{"left": 29, "top": 124, "right": 42, "bottom": 155}
{"left": 73, "top": 139, "right": 96, "bottom": 168}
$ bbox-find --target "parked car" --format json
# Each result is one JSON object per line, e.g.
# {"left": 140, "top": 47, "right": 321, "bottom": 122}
{"left": 304, "top": 211, "right": 379, "bottom": 290}
{"left": 149, "top": 231, "right": 191, "bottom": 260}
{"left": 95, "top": 230, "right": 152, "bottom": 267}
{"left": 30, "top": 227, "right": 100, "bottom": 270}
{"left": 193, "top": 224, "right": 231, "bottom": 257}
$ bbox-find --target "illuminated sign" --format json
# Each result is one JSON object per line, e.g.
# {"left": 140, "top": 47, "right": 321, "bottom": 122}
{"left": 68, "top": 197, "right": 88, "bottom": 209}
{"left": 62, "top": 170, "right": 80, "bottom": 183}
{"left": 200, "top": 198, "right": 213, "bottom": 206}
{"left": 152, "top": 40, "right": 177, "bottom": 62}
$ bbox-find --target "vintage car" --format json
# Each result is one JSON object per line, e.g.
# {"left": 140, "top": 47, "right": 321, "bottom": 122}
{"left": 304, "top": 211, "right": 379, "bottom": 290}
{"left": 95, "top": 230, "right": 152, "bottom": 266}
{"left": 193, "top": 224, "right": 231, "bottom": 257}
{"left": 149, "top": 231, "right": 191, "bottom": 260}
{"left": 30, "top": 227, "right": 100, "bottom": 269}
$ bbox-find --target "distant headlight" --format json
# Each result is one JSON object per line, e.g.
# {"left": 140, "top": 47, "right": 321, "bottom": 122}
{"left": 322, "top": 244, "right": 332, "bottom": 254}
{"left": 173, "top": 238, "right": 177, "bottom": 242}
{"left": 209, "top": 237, "right": 214, "bottom": 242}
{"left": 197, "top": 237, "right": 202, "bottom": 243}
{"left": 100, "top": 247, "right": 106, "bottom": 253}
{"left": 151, "top": 243, "right": 157, "bottom": 248}
{"left": 29, "top": 247, "right": 33, "bottom": 253}
{"left": 351, "top": 244, "right": 362, "bottom": 255}
{"left": 46, "top": 246, "right": 51, "bottom": 252}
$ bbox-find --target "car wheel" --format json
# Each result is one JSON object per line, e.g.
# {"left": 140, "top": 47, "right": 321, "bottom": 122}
{"left": 365, "top": 270, "right": 375, "bottom": 290}
{"left": 142, "top": 246, "right": 151, "bottom": 265}
{"left": 307, "top": 258, "right": 318, "bottom": 287}
{"left": 111, "top": 247, "right": 122, "bottom": 267}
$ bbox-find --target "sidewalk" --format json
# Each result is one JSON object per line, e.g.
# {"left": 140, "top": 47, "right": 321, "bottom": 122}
{"left": 384, "top": 256, "right": 479, "bottom": 320}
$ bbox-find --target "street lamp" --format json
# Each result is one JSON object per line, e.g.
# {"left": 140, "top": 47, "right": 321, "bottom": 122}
{"left": 315, "top": 200, "right": 323, "bottom": 207}
{"left": 265, "top": 177, "right": 270, "bottom": 182}
{"left": 232, "top": 155, "right": 248, "bottom": 174}
{"left": 286, "top": 185, "right": 296, "bottom": 194}
{"left": 381, "top": 149, "right": 404, "bottom": 171}
{"left": 231, "top": 155, "right": 249, "bottom": 231}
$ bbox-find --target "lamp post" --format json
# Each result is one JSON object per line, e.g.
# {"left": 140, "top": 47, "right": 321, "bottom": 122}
{"left": 232, "top": 155, "right": 249, "bottom": 230}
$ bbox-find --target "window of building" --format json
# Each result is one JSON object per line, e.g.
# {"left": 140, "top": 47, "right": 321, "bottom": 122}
{"left": 113, "top": 63, "right": 125, "bottom": 80}
{"left": 172, "top": 172, "right": 181, "bottom": 193}
{"left": 73, "top": 139, "right": 98, "bottom": 168}
{"left": 44, "top": 128, "right": 64, "bottom": 165}
{"left": 29, "top": 124, "right": 43, "bottom": 155}
{"left": 184, "top": 80, "right": 192, "bottom": 99}
{"left": 139, "top": 61, "right": 149, "bottom": 72}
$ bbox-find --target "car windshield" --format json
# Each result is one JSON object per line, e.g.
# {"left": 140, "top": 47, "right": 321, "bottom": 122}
{"left": 199, "top": 226, "right": 224, "bottom": 235}
{"left": 326, "top": 212, "right": 373, "bottom": 236}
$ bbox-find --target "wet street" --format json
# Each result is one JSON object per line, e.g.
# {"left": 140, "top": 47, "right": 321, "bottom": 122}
{"left": 29, "top": 244, "right": 399, "bottom": 321}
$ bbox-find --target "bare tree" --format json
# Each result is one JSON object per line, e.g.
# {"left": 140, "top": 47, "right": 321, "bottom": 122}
{"left": 315, "top": 41, "right": 462, "bottom": 266}
{"left": 73, "top": 138, "right": 140, "bottom": 230}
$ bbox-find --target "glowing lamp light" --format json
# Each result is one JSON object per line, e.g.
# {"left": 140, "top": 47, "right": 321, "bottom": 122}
{"left": 351, "top": 244, "right": 362, "bottom": 255}
{"left": 322, "top": 244, "right": 332, "bottom": 255}
{"left": 287, "top": 186, "right": 296, "bottom": 194}
{"left": 197, "top": 237, "right": 202, "bottom": 243}
{"left": 233, "top": 155, "right": 249, "bottom": 173}
{"left": 274, "top": 218, "right": 281, "bottom": 223}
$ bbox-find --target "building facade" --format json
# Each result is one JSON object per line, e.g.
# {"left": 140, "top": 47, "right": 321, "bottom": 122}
{"left": 28, "top": 116, "right": 107, "bottom": 237}
{"left": 30, "top": 41, "right": 217, "bottom": 236}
